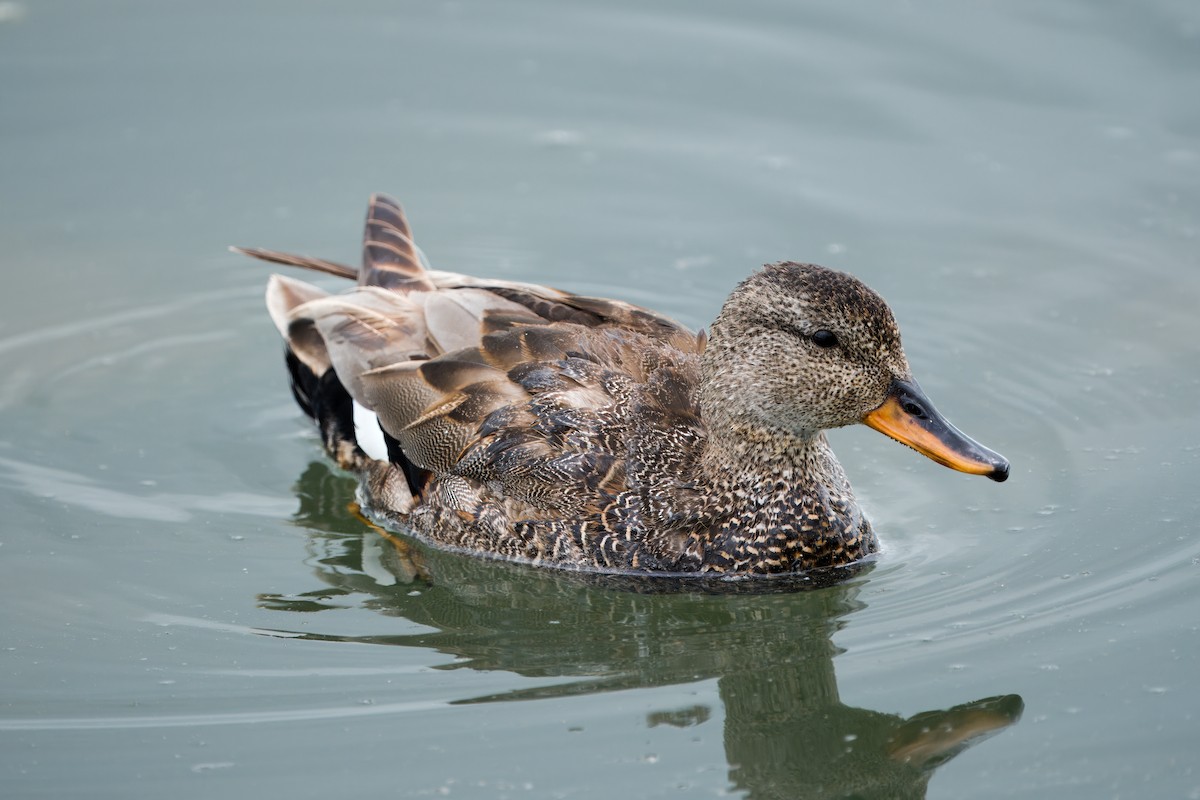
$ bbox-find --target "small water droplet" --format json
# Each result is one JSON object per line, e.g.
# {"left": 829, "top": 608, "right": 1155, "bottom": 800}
{"left": 673, "top": 255, "right": 714, "bottom": 271}
{"left": 533, "top": 129, "right": 583, "bottom": 147}
{"left": 190, "top": 762, "right": 234, "bottom": 773}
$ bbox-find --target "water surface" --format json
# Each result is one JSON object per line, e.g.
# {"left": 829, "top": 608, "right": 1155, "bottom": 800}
{"left": 2, "top": 1, "right": 1199, "bottom": 798}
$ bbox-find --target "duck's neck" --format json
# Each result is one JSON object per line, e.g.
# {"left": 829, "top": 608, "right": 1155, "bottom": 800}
{"left": 694, "top": 421, "right": 876, "bottom": 573}
{"left": 697, "top": 420, "right": 849, "bottom": 499}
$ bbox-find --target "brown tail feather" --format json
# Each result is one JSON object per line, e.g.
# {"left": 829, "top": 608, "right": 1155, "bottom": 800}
{"left": 231, "top": 246, "right": 358, "bottom": 280}
{"left": 361, "top": 193, "right": 434, "bottom": 291}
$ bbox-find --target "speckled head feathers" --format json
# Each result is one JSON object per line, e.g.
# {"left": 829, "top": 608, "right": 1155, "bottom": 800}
{"left": 700, "top": 262, "right": 912, "bottom": 436}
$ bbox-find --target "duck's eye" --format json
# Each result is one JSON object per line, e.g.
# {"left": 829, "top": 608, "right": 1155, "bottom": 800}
{"left": 811, "top": 330, "right": 838, "bottom": 348}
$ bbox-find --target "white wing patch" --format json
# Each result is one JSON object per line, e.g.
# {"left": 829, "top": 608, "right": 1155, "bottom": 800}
{"left": 353, "top": 401, "right": 390, "bottom": 462}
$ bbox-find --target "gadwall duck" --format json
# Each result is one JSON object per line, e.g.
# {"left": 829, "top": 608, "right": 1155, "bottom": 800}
{"left": 238, "top": 194, "right": 1008, "bottom": 576}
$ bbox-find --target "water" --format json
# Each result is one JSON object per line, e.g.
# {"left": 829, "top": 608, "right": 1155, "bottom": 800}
{"left": 2, "top": 0, "right": 1199, "bottom": 797}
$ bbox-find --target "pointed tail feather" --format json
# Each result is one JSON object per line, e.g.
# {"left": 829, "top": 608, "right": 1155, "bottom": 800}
{"left": 360, "top": 193, "right": 434, "bottom": 291}
{"left": 231, "top": 245, "right": 358, "bottom": 280}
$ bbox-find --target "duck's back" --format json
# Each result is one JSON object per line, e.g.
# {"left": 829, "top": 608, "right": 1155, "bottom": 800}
{"left": 400, "top": 322, "right": 710, "bottom": 571}
{"left": 250, "top": 195, "right": 710, "bottom": 571}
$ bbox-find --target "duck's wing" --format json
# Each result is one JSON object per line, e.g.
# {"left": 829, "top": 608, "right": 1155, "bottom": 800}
{"left": 424, "top": 269, "right": 694, "bottom": 346}
{"left": 359, "top": 323, "right": 704, "bottom": 516}
{"left": 261, "top": 266, "right": 701, "bottom": 384}
{"left": 265, "top": 275, "right": 706, "bottom": 516}
{"left": 265, "top": 276, "right": 543, "bottom": 405}
{"left": 248, "top": 193, "right": 707, "bottom": 510}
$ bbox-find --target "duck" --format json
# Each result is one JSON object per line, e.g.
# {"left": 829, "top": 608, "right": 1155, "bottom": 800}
{"left": 237, "top": 193, "right": 1008, "bottom": 576}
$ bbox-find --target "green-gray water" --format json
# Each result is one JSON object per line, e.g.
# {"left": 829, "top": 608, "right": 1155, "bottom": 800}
{"left": 2, "top": 1, "right": 1198, "bottom": 797}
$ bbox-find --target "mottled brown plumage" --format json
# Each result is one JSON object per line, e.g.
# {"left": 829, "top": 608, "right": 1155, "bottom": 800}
{"left": 240, "top": 193, "right": 1008, "bottom": 576}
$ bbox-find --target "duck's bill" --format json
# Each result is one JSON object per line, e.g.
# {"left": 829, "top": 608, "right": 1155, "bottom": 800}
{"left": 863, "top": 379, "right": 1009, "bottom": 482}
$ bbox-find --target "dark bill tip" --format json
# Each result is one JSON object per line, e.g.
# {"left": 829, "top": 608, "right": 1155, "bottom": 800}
{"left": 863, "top": 379, "right": 1010, "bottom": 481}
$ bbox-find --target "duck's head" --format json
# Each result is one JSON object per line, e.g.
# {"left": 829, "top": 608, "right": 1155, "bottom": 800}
{"left": 700, "top": 262, "right": 1008, "bottom": 482}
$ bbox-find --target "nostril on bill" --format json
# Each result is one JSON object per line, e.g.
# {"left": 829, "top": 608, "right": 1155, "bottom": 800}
{"left": 901, "top": 399, "right": 927, "bottom": 419}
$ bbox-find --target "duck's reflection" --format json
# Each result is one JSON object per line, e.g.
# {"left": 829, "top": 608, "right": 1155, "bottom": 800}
{"left": 265, "top": 462, "right": 1022, "bottom": 799}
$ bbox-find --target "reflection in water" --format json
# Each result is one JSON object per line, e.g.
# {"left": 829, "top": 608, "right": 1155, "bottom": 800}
{"left": 266, "top": 462, "right": 1022, "bottom": 799}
